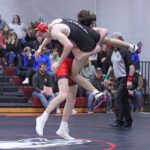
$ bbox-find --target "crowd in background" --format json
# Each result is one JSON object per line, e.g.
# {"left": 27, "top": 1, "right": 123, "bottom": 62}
{"left": 0, "top": 14, "right": 144, "bottom": 114}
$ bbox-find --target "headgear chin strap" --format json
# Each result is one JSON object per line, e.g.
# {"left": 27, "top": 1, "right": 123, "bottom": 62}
{"left": 36, "top": 22, "right": 48, "bottom": 33}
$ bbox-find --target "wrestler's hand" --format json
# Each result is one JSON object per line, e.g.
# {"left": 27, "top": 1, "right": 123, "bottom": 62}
{"left": 51, "top": 62, "right": 59, "bottom": 73}
{"left": 35, "top": 47, "right": 42, "bottom": 60}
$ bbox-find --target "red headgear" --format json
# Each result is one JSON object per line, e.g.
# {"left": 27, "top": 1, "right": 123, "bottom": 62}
{"left": 36, "top": 22, "right": 48, "bottom": 33}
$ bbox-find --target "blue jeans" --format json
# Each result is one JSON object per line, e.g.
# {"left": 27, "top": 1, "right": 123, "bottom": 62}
{"left": 134, "top": 90, "right": 143, "bottom": 110}
{"left": 86, "top": 91, "right": 113, "bottom": 111}
{"left": 32, "top": 91, "right": 55, "bottom": 108}
{"left": 86, "top": 92, "right": 94, "bottom": 112}
{"left": 5, "top": 51, "right": 15, "bottom": 65}
{"left": 106, "top": 92, "right": 113, "bottom": 111}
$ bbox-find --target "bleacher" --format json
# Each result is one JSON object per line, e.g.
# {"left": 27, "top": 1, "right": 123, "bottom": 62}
{"left": 0, "top": 66, "right": 107, "bottom": 113}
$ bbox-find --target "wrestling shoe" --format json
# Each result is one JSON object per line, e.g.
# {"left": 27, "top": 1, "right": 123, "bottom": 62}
{"left": 93, "top": 93, "right": 106, "bottom": 111}
{"left": 109, "top": 121, "right": 124, "bottom": 128}
{"left": 35, "top": 116, "right": 46, "bottom": 136}
{"left": 129, "top": 43, "right": 139, "bottom": 52}
{"left": 56, "top": 127, "right": 75, "bottom": 141}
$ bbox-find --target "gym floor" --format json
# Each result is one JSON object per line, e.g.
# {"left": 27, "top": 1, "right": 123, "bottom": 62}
{"left": 0, "top": 112, "right": 150, "bottom": 150}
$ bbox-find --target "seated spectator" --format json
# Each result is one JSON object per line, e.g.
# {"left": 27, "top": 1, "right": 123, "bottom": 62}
{"left": 80, "top": 59, "right": 96, "bottom": 80}
{"left": 86, "top": 67, "right": 113, "bottom": 114}
{"left": 16, "top": 46, "right": 34, "bottom": 81}
{"left": 22, "top": 47, "right": 52, "bottom": 85}
{"left": 9, "top": 15, "right": 26, "bottom": 40}
{"left": 0, "top": 50, "right": 7, "bottom": 74}
{"left": 97, "top": 43, "right": 112, "bottom": 74}
{"left": 21, "top": 22, "right": 39, "bottom": 50}
{"left": 78, "top": 59, "right": 96, "bottom": 97}
{"left": 5, "top": 32, "right": 22, "bottom": 66}
{"left": 0, "top": 24, "right": 10, "bottom": 57}
{"left": 128, "top": 71, "right": 144, "bottom": 112}
{"left": 49, "top": 47, "right": 60, "bottom": 65}
{"left": 32, "top": 62, "right": 55, "bottom": 108}
{"left": 0, "top": 14, "right": 7, "bottom": 31}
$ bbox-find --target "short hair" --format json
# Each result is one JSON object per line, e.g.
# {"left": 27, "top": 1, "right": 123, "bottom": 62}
{"left": 24, "top": 46, "right": 31, "bottom": 53}
{"left": 77, "top": 9, "right": 96, "bottom": 27}
{"left": 112, "top": 32, "right": 124, "bottom": 41}
{"left": 40, "top": 62, "right": 47, "bottom": 68}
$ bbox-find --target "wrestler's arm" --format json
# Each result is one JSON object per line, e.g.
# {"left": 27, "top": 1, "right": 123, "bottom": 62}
{"left": 39, "top": 37, "right": 51, "bottom": 51}
{"left": 51, "top": 29, "right": 73, "bottom": 65}
{"left": 35, "top": 37, "right": 51, "bottom": 60}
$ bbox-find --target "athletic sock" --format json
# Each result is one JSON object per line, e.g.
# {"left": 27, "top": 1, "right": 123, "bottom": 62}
{"left": 40, "top": 111, "right": 49, "bottom": 121}
{"left": 60, "top": 121, "right": 68, "bottom": 128}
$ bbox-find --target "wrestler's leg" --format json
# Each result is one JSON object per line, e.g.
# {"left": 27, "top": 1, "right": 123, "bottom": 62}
{"left": 71, "top": 47, "right": 105, "bottom": 109}
{"left": 56, "top": 84, "right": 78, "bottom": 140}
{"left": 35, "top": 78, "right": 69, "bottom": 136}
{"left": 71, "top": 46, "right": 99, "bottom": 93}
{"left": 103, "top": 37, "right": 138, "bottom": 52}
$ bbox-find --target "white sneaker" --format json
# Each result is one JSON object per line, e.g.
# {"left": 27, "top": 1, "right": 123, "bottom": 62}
{"left": 72, "top": 109, "right": 77, "bottom": 114}
{"left": 56, "top": 128, "right": 75, "bottom": 140}
{"left": 56, "top": 108, "right": 61, "bottom": 114}
{"left": 106, "top": 110, "right": 114, "bottom": 114}
{"left": 88, "top": 111, "right": 94, "bottom": 114}
{"left": 35, "top": 117, "right": 46, "bottom": 136}
{"left": 22, "top": 78, "right": 29, "bottom": 84}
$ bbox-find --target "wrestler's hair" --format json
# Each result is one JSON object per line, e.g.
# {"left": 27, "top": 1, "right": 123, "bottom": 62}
{"left": 77, "top": 9, "right": 96, "bottom": 27}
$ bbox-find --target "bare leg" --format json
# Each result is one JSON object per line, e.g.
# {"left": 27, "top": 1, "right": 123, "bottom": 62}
{"left": 103, "top": 37, "right": 137, "bottom": 52}
{"left": 73, "top": 45, "right": 101, "bottom": 61}
{"left": 71, "top": 46, "right": 106, "bottom": 110}
{"left": 71, "top": 57, "right": 95, "bottom": 92}
{"left": 56, "top": 85, "right": 78, "bottom": 140}
{"left": 35, "top": 78, "right": 69, "bottom": 136}
{"left": 62, "top": 85, "right": 78, "bottom": 122}
{"left": 45, "top": 78, "right": 69, "bottom": 114}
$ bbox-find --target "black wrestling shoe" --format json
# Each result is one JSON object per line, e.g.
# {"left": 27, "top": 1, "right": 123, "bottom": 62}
{"left": 109, "top": 121, "right": 124, "bottom": 128}
{"left": 124, "top": 122, "right": 132, "bottom": 128}
{"left": 93, "top": 93, "right": 105, "bottom": 111}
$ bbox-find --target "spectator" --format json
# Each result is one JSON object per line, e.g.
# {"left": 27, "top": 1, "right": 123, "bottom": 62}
{"left": 21, "top": 23, "right": 39, "bottom": 50}
{"left": 87, "top": 67, "right": 113, "bottom": 114}
{"left": 32, "top": 62, "right": 55, "bottom": 108}
{"left": 0, "top": 14, "right": 7, "bottom": 31}
{"left": 49, "top": 47, "right": 60, "bottom": 65}
{"left": 131, "top": 41, "right": 143, "bottom": 71}
{"left": 80, "top": 59, "right": 96, "bottom": 80}
{"left": 9, "top": 15, "right": 26, "bottom": 40}
{"left": 78, "top": 59, "right": 96, "bottom": 97}
{"left": 16, "top": 46, "right": 34, "bottom": 81}
{"left": 128, "top": 71, "right": 143, "bottom": 112}
{"left": 22, "top": 47, "right": 52, "bottom": 85}
{"left": 97, "top": 43, "right": 112, "bottom": 74}
{"left": 5, "top": 32, "right": 22, "bottom": 66}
